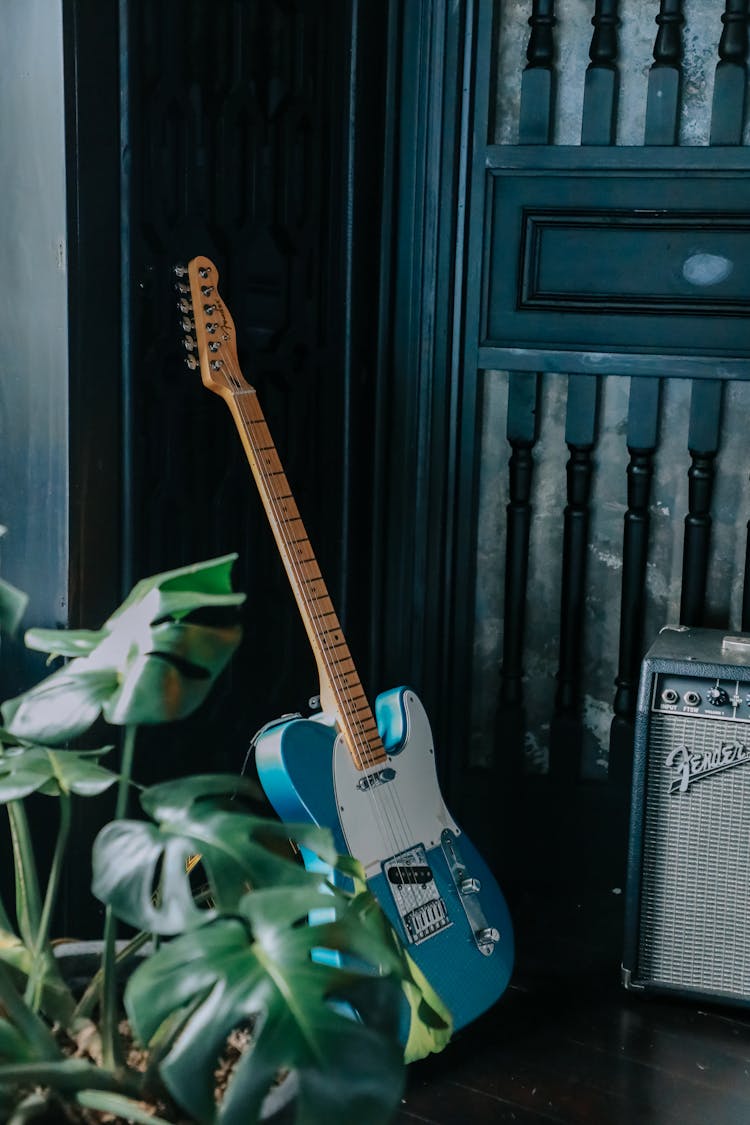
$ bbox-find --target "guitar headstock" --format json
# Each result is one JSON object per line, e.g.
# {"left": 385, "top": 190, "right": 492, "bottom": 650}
{"left": 174, "top": 256, "right": 253, "bottom": 397}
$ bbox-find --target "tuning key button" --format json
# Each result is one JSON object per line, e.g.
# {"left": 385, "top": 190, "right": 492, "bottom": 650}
{"left": 181, "top": 317, "right": 194, "bottom": 332}
{"left": 177, "top": 299, "right": 192, "bottom": 314}
{"left": 173, "top": 264, "right": 188, "bottom": 277}
{"left": 175, "top": 282, "right": 189, "bottom": 294}
{"left": 707, "top": 687, "right": 729, "bottom": 707}
{"left": 185, "top": 355, "right": 198, "bottom": 370}
{"left": 182, "top": 336, "right": 196, "bottom": 352}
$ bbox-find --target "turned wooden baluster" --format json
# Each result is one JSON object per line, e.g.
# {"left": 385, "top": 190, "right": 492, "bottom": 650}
{"left": 680, "top": 382, "right": 724, "bottom": 627}
{"left": 581, "top": 0, "right": 620, "bottom": 144}
{"left": 519, "top": 0, "right": 557, "bottom": 144}
{"left": 555, "top": 375, "right": 600, "bottom": 731}
{"left": 501, "top": 373, "right": 540, "bottom": 708}
{"left": 644, "top": 0, "right": 685, "bottom": 145}
{"left": 710, "top": 0, "right": 749, "bottom": 145}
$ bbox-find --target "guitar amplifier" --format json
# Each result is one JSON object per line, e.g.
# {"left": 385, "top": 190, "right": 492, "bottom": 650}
{"left": 623, "top": 626, "right": 750, "bottom": 1005}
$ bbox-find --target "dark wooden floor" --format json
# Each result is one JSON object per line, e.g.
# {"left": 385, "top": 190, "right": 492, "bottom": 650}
{"left": 397, "top": 887, "right": 750, "bottom": 1125}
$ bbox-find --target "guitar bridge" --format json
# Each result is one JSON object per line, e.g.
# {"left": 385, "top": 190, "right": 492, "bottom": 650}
{"left": 383, "top": 845, "right": 451, "bottom": 945}
{"left": 441, "top": 828, "right": 501, "bottom": 956}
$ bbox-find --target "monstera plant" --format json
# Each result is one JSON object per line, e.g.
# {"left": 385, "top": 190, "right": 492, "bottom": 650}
{"left": 0, "top": 554, "right": 449, "bottom": 1125}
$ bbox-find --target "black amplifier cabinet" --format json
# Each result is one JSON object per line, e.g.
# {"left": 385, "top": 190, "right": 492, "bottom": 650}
{"left": 624, "top": 626, "right": 750, "bottom": 1005}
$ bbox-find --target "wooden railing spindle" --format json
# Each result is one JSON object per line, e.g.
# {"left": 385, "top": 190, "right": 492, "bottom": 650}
{"left": 519, "top": 0, "right": 557, "bottom": 145}
{"left": 501, "top": 373, "right": 540, "bottom": 707}
{"left": 710, "top": 0, "right": 750, "bottom": 145}
{"left": 581, "top": 0, "right": 620, "bottom": 145}
{"left": 680, "top": 381, "right": 723, "bottom": 627}
{"left": 644, "top": 0, "right": 685, "bottom": 145}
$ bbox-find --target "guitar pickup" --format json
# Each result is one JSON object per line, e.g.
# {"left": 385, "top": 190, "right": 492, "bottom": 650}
{"left": 387, "top": 864, "right": 434, "bottom": 886}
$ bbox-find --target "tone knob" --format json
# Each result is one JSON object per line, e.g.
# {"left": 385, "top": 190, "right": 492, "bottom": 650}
{"left": 707, "top": 686, "right": 729, "bottom": 706}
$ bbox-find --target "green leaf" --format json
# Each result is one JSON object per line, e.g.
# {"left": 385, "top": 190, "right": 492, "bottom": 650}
{"left": 0, "top": 1018, "right": 35, "bottom": 1064}
{"left": 2, "top": 555, "right": 246, "bottom": 742}
{"left": 0, "top": 741, "right": 116, "bottom": 802}
{"left": 1, "top": 670, "right": 117, "bottom": 744}
{"left": 24, "top": 628, "right": 103, "bottom": 659}
{"left": 92, "top": 775, "right": 340, "bottom": 934}
{"left": 0, "top": 526, "right": 28, "bottom": 637}
{"left": 126, "top": 901, "right": 405, "bottom": 1125}
{"left": 75, "top": 1089, "right": 175, "bottom": 1125}
{"left": 0, "top": 580, "right": 27, "bottom": 638}
{"left": 0, "top": 929, "right": 30, "bottom": 977}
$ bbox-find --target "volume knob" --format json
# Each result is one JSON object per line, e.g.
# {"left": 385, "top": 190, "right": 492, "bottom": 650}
{"left": 707, "top": 686, "right": 729, "bottom": 706}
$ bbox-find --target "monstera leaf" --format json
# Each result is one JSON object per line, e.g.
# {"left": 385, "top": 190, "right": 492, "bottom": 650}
{"left": 92, "top": 775, "right": 342, "bottom": 934}
{"left": 1, "top": 556, "right": 245, "bottom": 743}
{"left": 0, "top": 526, "right": 27, "bottom": 637}
{"left": 0, "top": 734, "right": 116, "bottom": 802}
{"left": 125, "top": 883, "right": 406, "bottom": 1125}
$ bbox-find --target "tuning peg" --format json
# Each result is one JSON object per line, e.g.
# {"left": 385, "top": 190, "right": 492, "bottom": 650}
{"left": 173, "top": 263, "right": 188, "bottom": 277}
{"left": 182, "top": 336, "right": 197, "bottom": 352}
{"left": 205, "top": 322, "right": 217, "bottom": 334}
{"left": 208, "top": 341, "right": 221, "bottom": 352}
{"left": 203, "top": 303, "right": 216, "bottom": 315}
{"left": 201, "top": 285, "right": 215, "bottom": 297}
{"left": 178, "top": 298, "right": 193, "bottom": 314}
{"left": 209, "top": 359, "right": 224, "bottom": 371}
{"left": 185, "top": 354, "right": 199, "bottom": 370}
{"left": 181, "top": 316, "right": 195, "bottom": 332}
{"left": 198, "top": 266, "right": 212, "bottom": 278}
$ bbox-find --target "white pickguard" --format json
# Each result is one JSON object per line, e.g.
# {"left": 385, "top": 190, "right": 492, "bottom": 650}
{"left": 331, "top": 690, "right": 460, "bottom": 878}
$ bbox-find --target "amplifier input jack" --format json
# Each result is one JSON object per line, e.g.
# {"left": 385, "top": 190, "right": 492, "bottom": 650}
{"left": 683, "top": 690, "right": 701, "bottom": 707}
{"left": 661, "top": 688, "right": 679, "bottom": 705}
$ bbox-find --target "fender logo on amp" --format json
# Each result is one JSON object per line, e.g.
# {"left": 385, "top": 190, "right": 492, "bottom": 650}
{"left": 667, "top": 740, "right": 750, "bottom": 795}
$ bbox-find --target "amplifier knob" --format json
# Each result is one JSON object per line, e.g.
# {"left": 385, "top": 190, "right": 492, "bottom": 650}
{"left": 707, "top": 687, "right": 729, "bottom": 706}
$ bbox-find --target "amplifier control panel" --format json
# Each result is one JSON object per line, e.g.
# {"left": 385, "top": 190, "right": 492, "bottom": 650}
{"left": 652, "top": 672, "right": 750, "bottom": 722}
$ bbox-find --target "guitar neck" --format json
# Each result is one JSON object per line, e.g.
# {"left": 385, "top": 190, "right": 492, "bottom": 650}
{"left": 226, "top": 388, "right": 386, "bottom": 771}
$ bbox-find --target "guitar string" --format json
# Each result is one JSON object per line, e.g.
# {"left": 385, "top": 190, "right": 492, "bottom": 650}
{"left": 188, "top": 269, "right": 426, "bottom": 920}
{"left": 231, "top": 390, "right": 428, "bottom": 916}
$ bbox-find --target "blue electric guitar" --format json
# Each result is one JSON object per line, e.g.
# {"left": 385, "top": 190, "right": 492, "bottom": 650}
{"left": 177, "top": 255, "right": 514, "bottom": 1032}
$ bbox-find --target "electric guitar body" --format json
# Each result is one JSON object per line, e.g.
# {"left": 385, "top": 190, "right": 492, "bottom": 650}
{"left": 177, "top": 255, "right": 514, "bottom": 1036}
{"left": 255, "top": 688, "right": 513, "bottom": 1031}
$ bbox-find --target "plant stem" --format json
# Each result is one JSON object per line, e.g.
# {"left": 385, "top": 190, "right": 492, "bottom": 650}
{"left": 101, "top": 723, "right": 138, "bottom": 1069}
{"left": 24, "top": 793, "right": 72, "bottom": 1012}
{"left": 72, "top": 930, "right": 151, "bottom": 1022}
{"left": 7, "top": 802, "right": 43, "bottom": 949}
{"left": 0, "top": 961, "right": 58, "bottom": 1060}
{"left": 0, "top": 888, "right": 14, "bottom": 935}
